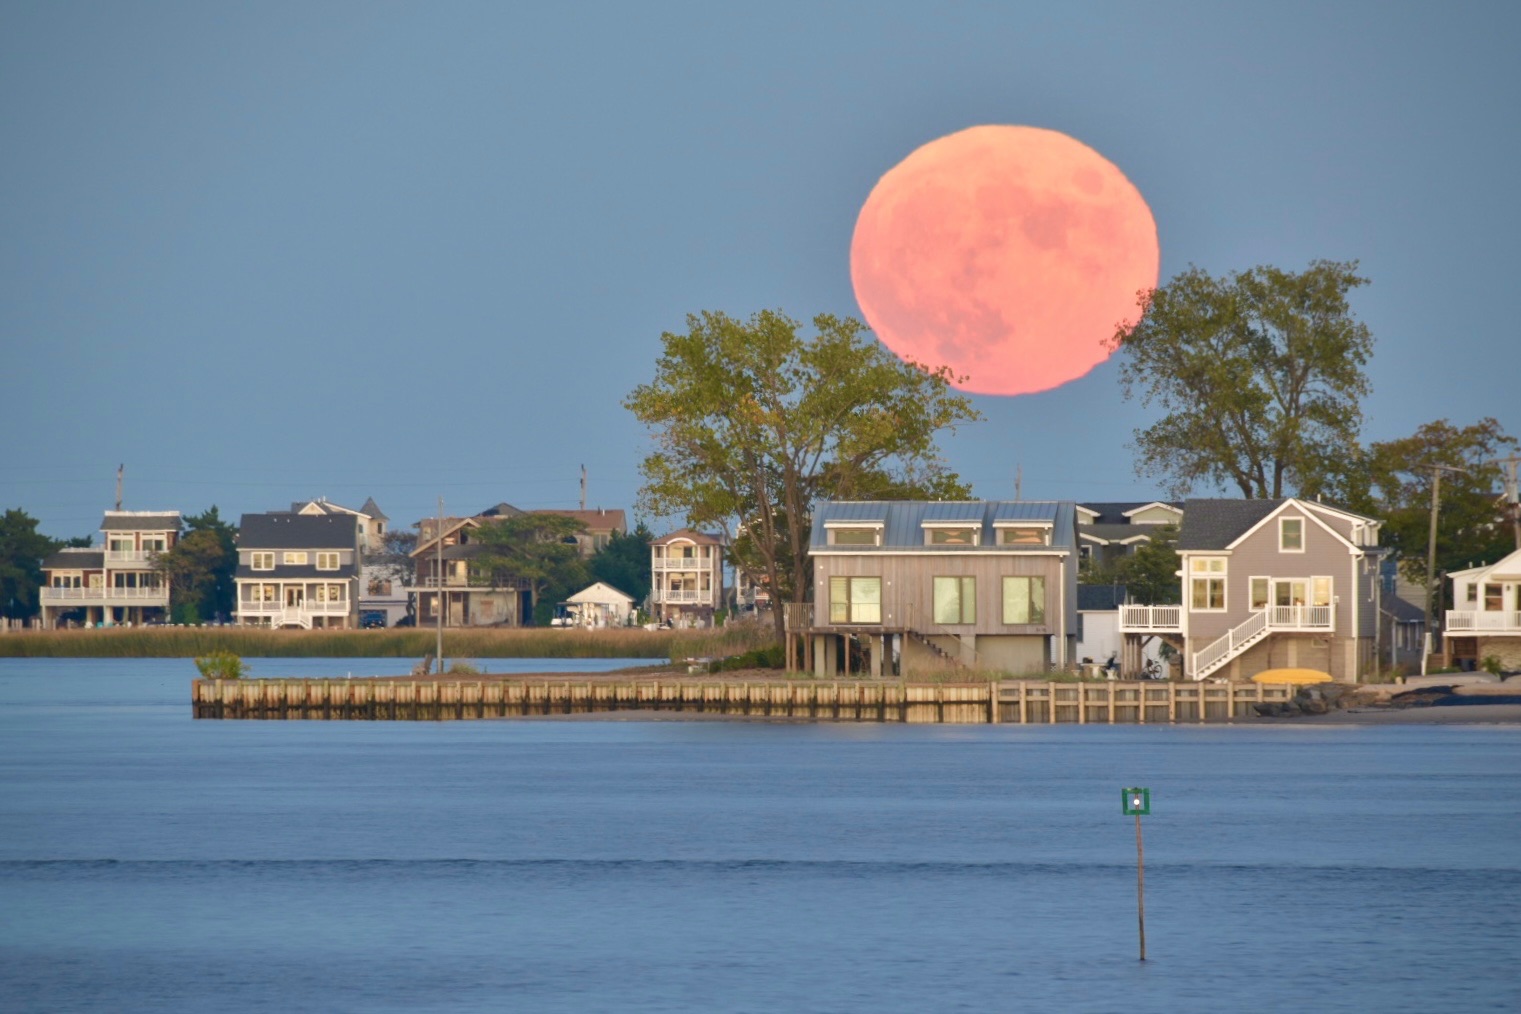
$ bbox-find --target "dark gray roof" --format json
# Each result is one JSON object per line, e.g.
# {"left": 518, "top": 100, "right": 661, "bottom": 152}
{"left": 1076, "top": 501, "right": 1182, "bottom": 525}
{"left": 1077, "top": 584, "right": 1127, "bottom": 610}
{"left": 234, "top": 564, "right": 358, "bottom": 580}
{"left": 43, "top": 548, "right": 104, "bottom": 569}
{"left": 237, "top": 512, "right": 359, "bottom": 550}
{"left": 477, "top": 502, "right": 524, "bottom": 518}
{"left": 812, "top": 501, "right": 1077, "bottom": 551}
{"left": 101, "top": 511, "right": 180, "bottom": 531}
{"left": 1177, "top": 499, "right": 1286, "bottom": 550}
{"left": 360, "top": 497, "right": 388, "bottom": 521}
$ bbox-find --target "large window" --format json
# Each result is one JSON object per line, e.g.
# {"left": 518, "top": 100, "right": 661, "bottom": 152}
{"left": 1002, "top": 576, "right": 1046, "bottom": 624}
{"left": 829, "top": 527, "right": 880, "bottom": 546}
{"left": 1279, "top": 518, "right": 1304, "bottom": 552}
{"left": 1250, "top": 577, "right": 1270, "bottom": 610}
{"left": 1190, "top": 557, "right": 1226, "bottom": 611}
{"left": 926, "top": 526, "right": 979, "bottom": 546}
{"left": 284, "top": 552, "right": 308, "bottom": 565}
{"left": 1484, "top": 584, "right": 1504, "bottom": 611}
{"left": 997, "top": 526, "right": 1050, "bottom": 546}
{"left": 251, "top": 552, "right": 274, "bottom": 571}
{"left": 316, "top": 552, "right": 339, "bottom": 571}
{"left": 933, "top": 576, "right": 976, "bottom": 624}
{"left": 829, "top": 576, "right": 881, "bottom": 624}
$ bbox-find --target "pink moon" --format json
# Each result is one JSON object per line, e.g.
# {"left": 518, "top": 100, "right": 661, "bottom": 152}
{"left": 850, "top": 125, "right": 1159, "bottom": 396}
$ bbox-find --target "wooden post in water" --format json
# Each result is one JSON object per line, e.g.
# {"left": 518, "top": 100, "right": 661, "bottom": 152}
{"left": 1122, "top": 787, "right": 1151, "bottom": 962}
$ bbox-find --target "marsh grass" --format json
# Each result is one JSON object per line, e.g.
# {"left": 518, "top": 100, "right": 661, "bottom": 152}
{"left": 0, "top": 625, "right": 777, "bottom": 660}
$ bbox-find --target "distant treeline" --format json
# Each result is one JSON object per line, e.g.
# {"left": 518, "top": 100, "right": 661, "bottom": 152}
{"left": 0, "top": 625, "right": 776, "bottom": 660}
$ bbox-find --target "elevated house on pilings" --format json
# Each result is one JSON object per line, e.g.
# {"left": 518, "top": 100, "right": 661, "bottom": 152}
{"left": 1118, "top": 498, "right": 1385, "bottom": 681}
{"left": 788, "top": 501, "right": 1079, "bottom": 677}
{"left": 40, "top": 510, "right": 181, "bottom": 627}
{"left": 1444, "top": 549, "right": 1521, "bottom": 671}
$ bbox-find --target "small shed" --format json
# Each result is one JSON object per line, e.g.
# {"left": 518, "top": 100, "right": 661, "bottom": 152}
{"left": 565, "top": 582, "right": 637, "bottom": 628}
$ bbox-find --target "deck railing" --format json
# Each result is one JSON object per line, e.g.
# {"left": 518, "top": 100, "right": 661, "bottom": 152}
{"left": 1445, "top": 609, "right": 1521, "bottom": 632}
{"left": 1118, "top": 605, "right": 1182, "bottom": 631}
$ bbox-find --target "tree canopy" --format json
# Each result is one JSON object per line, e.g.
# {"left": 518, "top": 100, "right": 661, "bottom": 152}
{"left": 1338, "top": 417, "right": 1518, "bottom": 601}
{"left": 1113, "top": 523, "right": 1182, "bottom": 606}
{"left": 626, "top": 309, "right": 980, "bottom": 638}
{"left": 589, "top": 523, "right": 653, "bottom": 605}
{"left": 468, "top": 512, "right": 590, "bottom": 625}
{"left": 1111, "top": 260, "right": 1373, "bottom": 499}
{"left": 0, "top": 509, "right": 57, "bottom": 620}
{"left": 154, "top": 507, "right": 238, "bottom": 623}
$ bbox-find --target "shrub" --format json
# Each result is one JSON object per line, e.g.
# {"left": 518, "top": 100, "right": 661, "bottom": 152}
{"left": 708, "top": 644, "right": 785, "bottom": 672}
{"left": 1480, "top": 655, "right": 1504, "bottom": 676}
{"left": 445, "top": 661, "right": 480, "bottom": 675}
{"left": 194, "top": 651, "right": 246, "bottom": 680}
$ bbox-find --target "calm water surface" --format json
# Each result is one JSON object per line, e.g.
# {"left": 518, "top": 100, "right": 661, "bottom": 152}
{"left": 2, "top": 658, "right": 1519, "bottom": 1013}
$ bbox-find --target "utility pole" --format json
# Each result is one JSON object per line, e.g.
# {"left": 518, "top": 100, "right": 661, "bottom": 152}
{"left": 115, "top": 464, "right": 124, "bottom": 511}
{"left": 1490, "top": 454, "right": 1521, "bottom": 550}
{"left": 436, "top": 496, "right": 445, "bottom": 674}
{"left": 580, "top": 464, "right": 587, "bottom": 512}
{"left": 1422, "top": 463, "right": 1465, "bottom": 673}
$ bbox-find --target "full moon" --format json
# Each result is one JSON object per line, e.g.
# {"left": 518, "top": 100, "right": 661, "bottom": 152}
{"left": 850, "top": 125, "right": 1159, "bottom": 396}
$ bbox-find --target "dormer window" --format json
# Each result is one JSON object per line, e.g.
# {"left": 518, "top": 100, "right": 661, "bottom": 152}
{"left": 997, "top": 526, "right": 1050, "bottom": 546}
{"left": 925, "top": 525, "right": 979, "bottom": 546}
{"left": 830, "top": 527, "right": 880, "bottom": 546}
{"left": 1280, "top": 518, "right": 1304, "bottom": 552}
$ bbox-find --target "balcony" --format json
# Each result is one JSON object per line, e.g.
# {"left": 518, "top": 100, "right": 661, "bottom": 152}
{"left": 652, "top": 557, "right": 712, "bottom": 571}
{"left": 653, "top": 588, "right": 714, "bottom": 604}
{"left": 1446, "top": 610, "right": 1521, "bottom": 633}
{"left": 238, "top": 599, "right": 351, "bottom": 616}
{"left": 105, "top": 550, "right": 161, "bottom": 565}
{"left": 1260, "top": 604, "right": 1333, "bottom": 631}
{"left": 411, "top": 576, "right": 523, "bottom": 589}
{"left": 41, "top": 586, "right": 168, "bottom": 605}
{"left": 1118, "top": 605, "right": 1182, "bottom": 632}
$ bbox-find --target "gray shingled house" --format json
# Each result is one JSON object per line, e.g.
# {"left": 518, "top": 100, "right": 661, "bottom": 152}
{"left": 1120, "top": 498, "right": 1384, "bottom": 680}
{"left": 797, "top": 501, "right": 1079, "bottom": 676}
{"left": 234, "top": 512, "right": 361, "bottom": 629}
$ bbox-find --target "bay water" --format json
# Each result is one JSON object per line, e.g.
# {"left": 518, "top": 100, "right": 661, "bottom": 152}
{"left": 2, "top": 658, "right": 1518, "bottom": 1012}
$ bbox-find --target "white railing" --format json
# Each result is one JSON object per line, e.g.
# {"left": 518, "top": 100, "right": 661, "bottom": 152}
{"left": 239, "top": 600, "right": 349, "bottom": 617}
{"left": 412, "top": 576, "right": 510, "bottom": 588}
{"left": 1118, "top": 605, "right": 1182, "bottom": 631}
{"left": 653, "top": 589, "right": 713, "bottom": 604}
{"left": 1193, "top": 609, "right": 1268, "bottom": 679}
{"left": 42, "top": 587, "right": 167, "bottom": 602}
{"left": 652, "top": 558, "right": 711, "bottom": 571}
{"left": 1445, "top": 610, "right": 1521, "bottom": 632}
{"left": 1265, "top": 604, "right": 1333, "bottom": 630}
{"left": 105, "top": 550, "right": 160, "bottom": 565}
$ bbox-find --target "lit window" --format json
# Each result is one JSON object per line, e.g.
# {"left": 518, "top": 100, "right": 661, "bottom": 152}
{"left": 284, "top": 552, "right": 308, "bottom": 565}
{"left": 933, "top": 576, "right": 976, "bottom": 624}
{"left": 316, "top": 552, "right": 339, "bottom": 571}
{"left": 251, "top": 552, "right": 274, "bottom": 571}
{"left": 998, "top": 527, "right": 1049, "bottom": 546}
{"left": 1001, "top": 576, "right": 1046, "bottom": 624}
{"left": 1250, "top": 578, "right": 1269, "bottom": 610}
{"left": 927, "top": 527, "right": 979, "bottom": 546}
{"left": 1280, "top": 518, "right": 1304, "bottom": 552}
{"left": 1484, "top": 584, "right": 1503, "bottom": 611}
{"left": 829, "top": 576, "right": 882, "bottom": 624}
{"left": 1190, "top": 558, "right": 1226, "bottom": 610}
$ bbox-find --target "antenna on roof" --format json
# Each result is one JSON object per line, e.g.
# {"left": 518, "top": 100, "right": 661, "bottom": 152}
{"left": 115, "top": 464, "right": 123, "bottom": 511}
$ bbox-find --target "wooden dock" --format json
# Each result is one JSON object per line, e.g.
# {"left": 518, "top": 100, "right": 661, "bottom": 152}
{"left": 191, "top": 678, "right": 1296, "bottom": 724}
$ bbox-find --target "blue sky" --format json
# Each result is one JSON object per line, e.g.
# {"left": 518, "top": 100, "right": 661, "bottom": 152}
{"left": 3, "top": 1, "right": 1517, "bottom": 539}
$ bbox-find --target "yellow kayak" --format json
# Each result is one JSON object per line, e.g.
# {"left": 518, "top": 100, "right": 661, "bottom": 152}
{"left": 1251, "top": 668, "right": 1333, "bottom": 685}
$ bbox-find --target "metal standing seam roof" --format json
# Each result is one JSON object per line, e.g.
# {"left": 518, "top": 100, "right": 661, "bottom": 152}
{"left": 812, "top": 501, "right": 1076, "bottom": 550}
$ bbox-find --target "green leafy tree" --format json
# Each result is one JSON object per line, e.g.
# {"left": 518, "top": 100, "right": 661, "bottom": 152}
{"left": 0, "top": 509, "right": 58, "bottom": 620}
{"left": 590, "top": 523, "right": 653, "bottom": 605}
{"left": 155, "top": 507, "right": 238, "bottom": 623}
{"left": 1338, "top": 418, "right": 1517, "bottom": 611}
{"left": 1111, "top": 260, "right": 1374, "bottom": 498}
{"left": 468, "top": 512, "right": 590, "bottom": 625}
{"left": 1113, "top": 524, "right": 1182, "bottom": 605}
{"left": 626, "top": 309, "right": 981, "bottom": 639}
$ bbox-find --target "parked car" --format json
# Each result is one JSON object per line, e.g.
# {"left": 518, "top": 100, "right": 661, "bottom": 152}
{"left": 360, "top": 611, "right": 387, "bottom": 629}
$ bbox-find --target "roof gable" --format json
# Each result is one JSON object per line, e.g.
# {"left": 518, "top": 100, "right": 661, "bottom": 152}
{"left": 237, "top": 512, "right": 359, "bottom": 550}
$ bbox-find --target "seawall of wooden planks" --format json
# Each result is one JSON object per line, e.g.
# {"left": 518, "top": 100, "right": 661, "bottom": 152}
{"left": 191, "top": 678, "right": 1295, "bottom": 723}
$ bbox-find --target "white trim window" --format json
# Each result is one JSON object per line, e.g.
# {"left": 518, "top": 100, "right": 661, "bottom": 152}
{"left": 1190, "top": 557, "right": 1226, "bottom": 611}
{"left": 829, "top": 527, "right": 881, "bottom": 547}
{"left": 251, "top": 552, "right": 275, "bottom": 571}
{"left": 996, "top": 526, "right": 1051, "bottom": 546}
{"left": 924, "top": 525, "right": 980, "bottom": 546}
{"left": 1279, "top": 517, "right": 1305, "bottom": 552}
{"left": 316, "top": 552, "right": 340, "bottom": 571}
{"left": 932, "top": 576, "right": 976, "bottom": 624}
{"left": 284, "top": 552, "right": 308, "bottom": 565}
{"left": 828, "top": 576, "right": 882, "bottom": 624}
